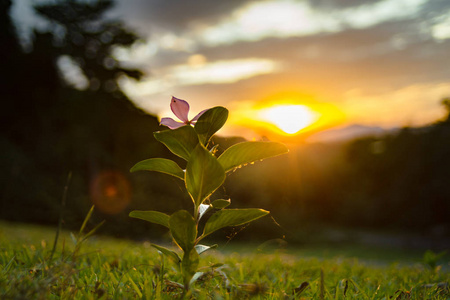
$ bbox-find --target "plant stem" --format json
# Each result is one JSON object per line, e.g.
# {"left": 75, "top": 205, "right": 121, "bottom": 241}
{"left": 194, "top": 204, "right": 199, "bottom": 221}
{"left": 49, "top": 171, "right": 72, "bottom": 262}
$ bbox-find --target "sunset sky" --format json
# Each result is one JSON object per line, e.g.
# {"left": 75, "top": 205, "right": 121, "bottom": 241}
{"left": 12, "top": 0, "right": 450, "bottom": 141}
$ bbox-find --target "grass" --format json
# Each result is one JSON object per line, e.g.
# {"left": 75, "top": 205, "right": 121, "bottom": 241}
{"left": 0, "top": 220, "right": 448, "bottom": 299}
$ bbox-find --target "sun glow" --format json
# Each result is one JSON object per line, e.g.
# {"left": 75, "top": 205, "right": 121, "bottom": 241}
{"left": 226, "top": 96, "right": 345, "bottom": 141}
{"left": 260, "top": 105, "right": 318, "bottom": 134}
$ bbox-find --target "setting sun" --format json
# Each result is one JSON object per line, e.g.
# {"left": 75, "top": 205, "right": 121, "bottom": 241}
{"left": 227, "top": 96, "right": 345, "bottom": 140}
{"left": 259, "top": 105, "right": 318, "bottom": 134}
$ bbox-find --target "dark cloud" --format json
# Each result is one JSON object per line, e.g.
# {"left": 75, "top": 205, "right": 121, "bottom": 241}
{"left": 146, "top": 49, "right": 191, "bottom": 69}
{"left": 420, "top": 0, "right": 450, "bottom": 16}
{"left": 112, "top": 0, "right": 253, "bottom": 35}
{"left": 305, "top": 0, "right": 384, "bottom": 10}
{"left": 197, "top": 20, "right": 412, "bottom": 61}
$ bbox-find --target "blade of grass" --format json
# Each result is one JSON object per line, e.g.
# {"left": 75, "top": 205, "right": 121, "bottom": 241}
{"left": 1, "top": 255, "right": 16, "bottom": 273}
{"left": 127, "top": 274, "right": 143, "bottom": 298}
{"left": 79, "top": 205, "right": 95, "bottom": 236}
{"left": 80, "top": 220, "right": 106, "bottom": 244}
{"left": 320, "top": 268, "right": 324, "bottom": 300}
{"left": 50, "top": 171, "right": 72, "bottom": 262}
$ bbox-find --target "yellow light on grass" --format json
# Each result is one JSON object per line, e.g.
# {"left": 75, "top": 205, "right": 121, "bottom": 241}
{"left": 260, "top": 105, "right": 317, "bottom": 134}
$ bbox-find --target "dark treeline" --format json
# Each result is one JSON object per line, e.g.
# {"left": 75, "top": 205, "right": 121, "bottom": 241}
{"left": 221, "top": 111, "right": 450, "bottom": 241}
{"left": 1, "top": 0, "right": 449, "bottom": 242}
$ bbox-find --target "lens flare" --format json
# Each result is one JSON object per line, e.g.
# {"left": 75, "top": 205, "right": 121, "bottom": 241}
{"left": 90, "top": 170, "right": 131, "bottom": 215}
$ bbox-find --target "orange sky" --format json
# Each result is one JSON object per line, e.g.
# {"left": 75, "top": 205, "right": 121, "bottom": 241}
{"left": 112, "top": 0, "right": 450, "bottom": 141}
{"left": 13, "top": 0, "right": 450, "bottom": 141}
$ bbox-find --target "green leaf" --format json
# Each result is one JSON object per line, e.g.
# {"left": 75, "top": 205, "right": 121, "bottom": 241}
{"left": 218, "top": 141, "right": 288, "bottom": 172}
{"left": 185, "top": 144, "right": 226, "bottom": 207}
{"left": 151, "top": 244, "right": 181, "bottom": 268}
{"left": 211, "top": 199, "right": 231, "bottom": 209}
{"left": 202, "top": 209, "right": 269, "bottom": 239}
{"left": 194, "top": 107, "right": 228, "bottom": 146}
{"left": 129, "top": 211, "right": 170, "bottom": 229}
{"left": 130, "top": 158, "right": 184, "bottom": 180}
{"left": 154, "top": 126, "right": 199, "bottom": 161}
{"left": 169, "top": 210, "right": 197, "bottom": 252}
{"left": 195, "top": 244, "right": 218, "bottom": 255}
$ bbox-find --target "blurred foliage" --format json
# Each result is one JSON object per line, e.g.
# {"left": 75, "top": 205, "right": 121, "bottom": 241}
{"left": 0, "top": 0, "right": 181, "bottom": 239}
{"left": 1, "top": 0, "right": 449, "bottom": 242}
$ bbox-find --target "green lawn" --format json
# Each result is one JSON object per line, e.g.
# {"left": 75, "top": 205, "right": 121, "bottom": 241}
{"left": 0, "top": 220, "right": 448, "bottom": 299}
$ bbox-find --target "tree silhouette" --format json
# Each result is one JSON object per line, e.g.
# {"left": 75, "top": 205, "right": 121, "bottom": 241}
{"left": 0, "top": 0, "right": 177, "bottom": 235}
{"left": 35, "top": 0, "right": 142, "bottom": 94}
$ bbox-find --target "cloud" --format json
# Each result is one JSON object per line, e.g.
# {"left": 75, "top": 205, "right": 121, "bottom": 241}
{"left": 118, "top": 57, "right": 282, "bottom": 115}
{"left": 432, "top": 13, "right": 450, "bottom": 40}
{"left": 112, "top": 0, "right": 450, "bottom": 81}
{"left": 192, "top": 0, "right": 428, "bottom": 46}
{"left": 341, "top": 83, "right": 450, "bottom": 127}
{"left": 111, "top": 0, "right": 250, "bottom": 36}
{"left": 169, "top": 58, "right": 281, "bottom": 85}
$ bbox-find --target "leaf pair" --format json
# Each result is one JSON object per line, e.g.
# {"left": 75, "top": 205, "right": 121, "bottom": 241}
{"left": 154, "top": 107, "right": 228, "bottom": 161}
{"left": 150, "top": 243, "right": 217, "bottom": 269}
{"left": 131, "top": 140, "right": 289, "bottom": 181}
{"left": 130, "top": 208, "right": 270, "bottom": 290}
{"left": 130, "top": 136, "right": 226, "bottom": 207}
{"left": 128, "top": 210, "right": 196, "bottom": 252}
{"left": 129, "top": 208, "right": 269, "bottom": 246}
{"left": 130, "top": 141, "right": 288, "bottom": 207}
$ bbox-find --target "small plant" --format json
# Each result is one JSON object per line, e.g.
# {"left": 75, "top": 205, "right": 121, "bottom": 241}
{"left": 69, "top": 205, "right": 105, "bottom": 259}
{"left": 423, "top": 250, "right": 447, "bottom": 271}
{"left": 129, "top": 97, "right": 288, "bottom": 293}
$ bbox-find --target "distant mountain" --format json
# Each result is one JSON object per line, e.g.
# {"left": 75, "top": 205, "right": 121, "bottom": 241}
{"left": 307, "top": 124, "right": 398, "bottom": 143}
